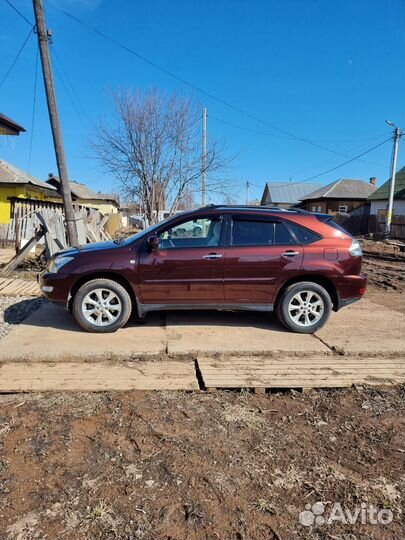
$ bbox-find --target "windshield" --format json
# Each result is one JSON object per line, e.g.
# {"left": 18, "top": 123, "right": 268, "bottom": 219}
{"left": 115, "top": 215, "right": 177, "bottom": 246}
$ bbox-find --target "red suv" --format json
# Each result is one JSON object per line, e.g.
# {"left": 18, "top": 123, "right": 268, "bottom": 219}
{"left": 39, "top": 206, "right": 367, "bottom": 334}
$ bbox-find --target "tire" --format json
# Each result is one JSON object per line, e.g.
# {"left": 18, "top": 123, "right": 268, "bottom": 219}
{"left": 72, "top": 278, "right": 132, "bottom": 333}
{"left": 277, "top": 281, "right": 332, "bottom": 334}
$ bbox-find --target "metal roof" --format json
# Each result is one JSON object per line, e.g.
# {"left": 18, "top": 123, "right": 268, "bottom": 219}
{"left": 47, "top": 175, "right": 119, "bottom": 204}
{"left": 263, "top": 182, "right": 322, "bottom": 204}
{"left": 0, "top": 113, "right": 26, "bottom": 135}
{"left": 0, "top": 159, "right": 56, "bottom": 190}
{"left": 368, "top": 167, "right": 405, "bottom": 201}
{"left": 300, "top": 178, "right": 376, "bottom": 200}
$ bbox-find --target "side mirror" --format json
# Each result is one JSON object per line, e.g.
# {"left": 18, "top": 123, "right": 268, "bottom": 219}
{"left": 147, "top": 235, "right": 160, "bottom": 252}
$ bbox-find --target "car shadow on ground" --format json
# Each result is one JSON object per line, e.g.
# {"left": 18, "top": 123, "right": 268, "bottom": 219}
{"left": 4, "top": 298, "right": 288, "bottom": 333}
{"left": 163, "top": 309, "right": 287, "bottom": 331}
{"left": 3, "top": 298, "right": 45, "bottom": 325}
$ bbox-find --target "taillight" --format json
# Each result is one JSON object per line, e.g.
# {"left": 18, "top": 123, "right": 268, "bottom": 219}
{"left": 349, "top": 239, "right": 362, "bottom": 257}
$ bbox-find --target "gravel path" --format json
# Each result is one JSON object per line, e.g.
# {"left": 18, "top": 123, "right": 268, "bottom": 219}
{"left": 0, "top": 296, "right": 45, "bottom": 339}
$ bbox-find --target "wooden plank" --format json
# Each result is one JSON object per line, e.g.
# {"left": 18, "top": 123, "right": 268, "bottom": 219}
{"left": 0, "top": 278, "right": 40, "bottom": 297}
{"left": 198, "top": 356, "right": 405, "bottom": 390}
{"left": 0, "top": 278, "right": 12, "bottom": 291}
{"left": 1, "top": 226, "right": 46, "bottom": 276}
{"left": 0, "top": 361, "right": 199, "bottom": 392}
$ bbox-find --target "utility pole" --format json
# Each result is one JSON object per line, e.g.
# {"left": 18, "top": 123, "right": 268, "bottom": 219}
{"left": 33, "top": 0, "right": 78, "bottom": 246}
{"left": 246, "top": 181, "right": 250, "bottom": 205}
{"left": 202, "top": 107, "right": 207, "bottom": 206}
{"left": 385, "top": 121, "right": 402, "bottom": 239}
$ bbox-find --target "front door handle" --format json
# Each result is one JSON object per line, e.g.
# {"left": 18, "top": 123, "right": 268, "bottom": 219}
{"left": 281, "top": 250, "right": 300, "bottom": 257}
{"left": 203, "top": 253, "right": 223, "bottom": 260}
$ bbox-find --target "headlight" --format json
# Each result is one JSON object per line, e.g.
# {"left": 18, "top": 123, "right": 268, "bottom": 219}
{"left": 47, "top": 256, "right": 75, "bottom": 273}
{"left": 349, "top": 239, "right": 362, "bottom": 257}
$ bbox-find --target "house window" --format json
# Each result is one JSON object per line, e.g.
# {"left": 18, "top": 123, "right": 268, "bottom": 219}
{"left": 338, "top": 205, "right": 348, "bottom": 213}
{"left": 311, "top": 205, "right": 322, "bottom": 213}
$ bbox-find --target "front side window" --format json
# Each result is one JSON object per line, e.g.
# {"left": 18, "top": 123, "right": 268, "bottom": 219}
{"left": 159, "top": 217, "right": 222, "bottom": 249}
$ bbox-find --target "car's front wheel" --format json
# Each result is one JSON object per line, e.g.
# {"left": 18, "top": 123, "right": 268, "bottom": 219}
{"left": 72, "top": 278, "right": 132, "bottom": 333}
{"left": 277, "top": 281, "right": 332, "bottom": 334}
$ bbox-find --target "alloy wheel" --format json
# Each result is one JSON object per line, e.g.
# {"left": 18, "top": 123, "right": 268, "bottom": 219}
{"left": 287, "top": 290, "right": 324, "bottom": 327}
{"left": 82, "top": 288, "right": 122, "bottom": 327}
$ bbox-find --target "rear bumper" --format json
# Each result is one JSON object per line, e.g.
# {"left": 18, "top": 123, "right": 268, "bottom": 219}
{"left": 335, "top": 274, "right": 367, "bottom": 310}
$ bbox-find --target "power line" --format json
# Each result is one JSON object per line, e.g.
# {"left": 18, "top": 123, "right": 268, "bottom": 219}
{"left": 56, "top": 7, "right": 386, "bottom": 165}
{"left": 208, "top": 113, "right": 387, "bottom": 169}
{"left": 3, "top": 0, "right": 33, "bottom": 26}
{"left": 51, "top": 47, "right": 85, "bottom": 122}
{"left": 208, "top": 114, "right": 387, "bottom": 144}
{"left": 28, "top": 46, "right": 39, "bottom": 172}
{"left": 232, "top": 137, "right": 391, "bottom": 194}
{"left": 0, "top": 26, "right": 34, "bottom": 90}
{"left": 52, "top": 46, "right": 90, "bottom": 121}
{"left": 289, "top": 137, "right": 392, "bottom": 186}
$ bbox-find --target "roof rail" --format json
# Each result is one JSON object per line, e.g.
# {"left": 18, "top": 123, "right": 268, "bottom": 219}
{"left": 196, "top": 205, "right": 311, "bottom": 214}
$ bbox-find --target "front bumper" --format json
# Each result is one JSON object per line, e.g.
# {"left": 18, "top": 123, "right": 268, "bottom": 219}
{"left": 37, "top": 271, "right": 74, "bottom": 304}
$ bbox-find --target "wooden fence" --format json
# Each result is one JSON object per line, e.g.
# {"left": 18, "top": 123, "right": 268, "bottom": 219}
{"left": 4, "top": 198, "right": 114, "bottom": 257}
{"left": 334, "top": 214, "right": 405, "bottom": 240}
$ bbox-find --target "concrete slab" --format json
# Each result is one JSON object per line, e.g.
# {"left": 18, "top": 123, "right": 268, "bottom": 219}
{"left": 1, "top": 298, "right": 403, "bottom": 363}
{"left": 0, "top": 303, "right": 167, "bottom": 361}
{"left": 0, "top": 361, "right": 198, "bottom": 391}
{"left": 166, "top": 310, "right": 330, "bottom": 355}
{"left": 317, "top": 299, "right": 405, "bottom": 355}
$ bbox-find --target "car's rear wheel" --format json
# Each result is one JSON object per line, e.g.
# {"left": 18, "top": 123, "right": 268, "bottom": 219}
{"left": 277, "top": 281, "right": 332, "bottom": 334}
{"left": 72, "top": 278, "right": 132, "bottom": 333}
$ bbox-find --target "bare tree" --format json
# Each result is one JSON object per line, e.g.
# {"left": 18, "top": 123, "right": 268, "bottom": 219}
{"left": 92, "top": 89, "right": 232, "bottom": 224}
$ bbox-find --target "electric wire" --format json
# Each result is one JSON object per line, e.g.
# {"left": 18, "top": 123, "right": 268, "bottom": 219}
{"left": 208, "top": 114, "right": 387, "bottom": 144}
{"left": 56, "top": 7, "right": 389, "bottom": 166}
{"left": 52, "top": 46, "right": 90, "bottom": 121}
{"left": 3, "top": 0, "right": 33, "bottom": 26}
{"left": 0, "top": 26, "right": 34, "bottom": 90}
{"left": 51, "top": 47, "right": 85, "bottom": 122}
{"left": 288, "top": 137, "right": 393, "bottom": 186}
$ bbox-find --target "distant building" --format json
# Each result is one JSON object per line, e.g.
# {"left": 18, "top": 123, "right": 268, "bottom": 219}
{"left": 0, "top": 159, "right": 57, "bottom": 225}
{"left": 0, "top": 113, "right": 25, "bottom": 136}
{"left": 368, "top": 167, "right": 405, "bottom": 217}
{"left": 300, "top": 178, "right": 377, "bottom": 215}
{"left": 47, "top": 174, "right": 120, "bottom": 215}
{"left": 260, "top": 181, "right": 321, "bottom": 208}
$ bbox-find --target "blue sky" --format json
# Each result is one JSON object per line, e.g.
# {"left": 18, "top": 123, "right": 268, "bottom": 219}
{"left": 0, "top": 0, "right": 404, "bottom": 203}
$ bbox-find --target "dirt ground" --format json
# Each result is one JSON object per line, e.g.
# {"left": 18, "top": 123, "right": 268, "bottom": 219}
{"left": 360, "top": 239, "right": 405, "bottom": 312}
{"left": 0, "top": 238, "right": 404, "bottom": 540}
{"left": 0, "top": 386, "right": 404, "bottom": 540}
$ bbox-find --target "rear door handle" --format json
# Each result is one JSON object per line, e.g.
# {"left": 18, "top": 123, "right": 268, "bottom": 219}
{"left": 203, "top": 253, "right": 223, "bottom": 260}
{"left": 281, "top": 250, "right": 300, "bottom": 257}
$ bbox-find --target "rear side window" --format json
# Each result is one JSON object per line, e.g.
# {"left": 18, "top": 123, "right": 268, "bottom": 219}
{"left": 231, "top": 219, "right": 274, "bottom": 245}
{"left": 286, "top": 222, "right": 322, "bottom": 244}
{"left": 274, "top": 222, "right": 297, "bottom": 245}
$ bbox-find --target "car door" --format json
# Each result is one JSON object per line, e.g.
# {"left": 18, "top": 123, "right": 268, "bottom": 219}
{"left": 138, "top": 215, "right": 225, "bottom": 304}
{"left": 223, "top": 215, "right": 303, "bottom": 304}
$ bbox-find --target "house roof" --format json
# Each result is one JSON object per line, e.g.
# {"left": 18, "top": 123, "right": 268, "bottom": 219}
{"left": 47, "top": 175, "right": 119, "bottom": 205}
{"left": 300, "top": 178, "right": 376, "bottom": 200}
{"left": 0, "top": 159, "right": 56, "bottom": 190}
{"left": 262, "top": 182, "right": 322, "bottom": 205}
{"left": 0, "top": 113, "right": 26, "bottom": 135}
{"left": 368, "top": 166, "right": 405, "bottom": 201}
